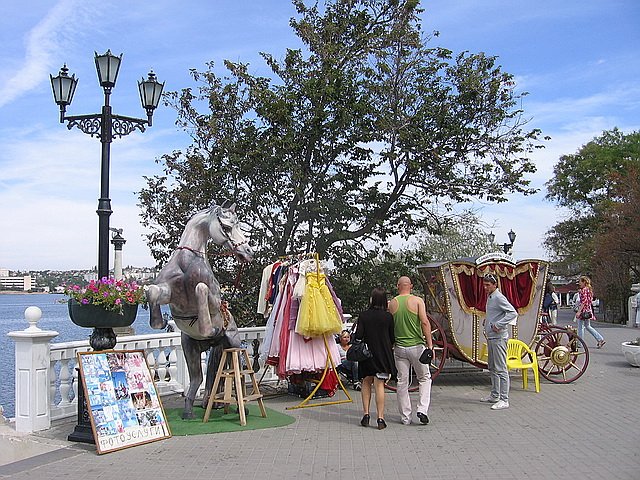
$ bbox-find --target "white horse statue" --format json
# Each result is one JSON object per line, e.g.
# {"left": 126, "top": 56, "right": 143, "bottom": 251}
{"left": 146, "top": 202, "right": 253, "bottom": 419}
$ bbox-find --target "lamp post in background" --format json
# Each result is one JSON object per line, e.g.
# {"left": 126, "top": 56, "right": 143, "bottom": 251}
{"left": 50, "top": 51, "right": 163, "bottom": 444}
{"left": 50, "top": 50, "right": 163, "bottom": 283}
{"left": 488, "top": 229, "right": 517, "bottom": 254}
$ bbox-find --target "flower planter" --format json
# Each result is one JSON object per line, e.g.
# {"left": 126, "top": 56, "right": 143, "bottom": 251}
{"left": 621, "top": 342, "right": 640, "bottom": 367}
{"left": 68, "top": 299, "right": 138, "bottom": 328}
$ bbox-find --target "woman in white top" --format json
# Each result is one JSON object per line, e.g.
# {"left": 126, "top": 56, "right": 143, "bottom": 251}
{"left": 337, "top": 330, "right": 360, "bottom": 390}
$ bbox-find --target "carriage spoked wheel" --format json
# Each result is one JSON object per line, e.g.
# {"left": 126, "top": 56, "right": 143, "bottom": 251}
{"left": 428, "top": 315, "right": 448, "bottom": 381}
{"left": 535, "top": 326, "right": 589, "bottom": 383}
{"left": 384, "top": 315, "right": 448, "bottom": 392}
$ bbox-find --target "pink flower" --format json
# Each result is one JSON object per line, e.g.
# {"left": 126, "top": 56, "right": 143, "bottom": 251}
{"left": 65, "top": 276, "right": 146, "bottom": 313}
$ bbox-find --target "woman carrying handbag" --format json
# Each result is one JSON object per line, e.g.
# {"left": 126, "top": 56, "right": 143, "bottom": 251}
{"left": 575, "top": 275, "right": 605, "bottom": 349}
{"left": 354, "top": 287, "right": 396, "bottom": 430}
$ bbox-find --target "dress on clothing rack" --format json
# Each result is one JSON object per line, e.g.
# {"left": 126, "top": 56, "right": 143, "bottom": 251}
{"left": 258, "top": 257, "right": 343, "bottom": 383}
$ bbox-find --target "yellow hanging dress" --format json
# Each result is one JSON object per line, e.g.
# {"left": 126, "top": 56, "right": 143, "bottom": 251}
{"left": 296, "top": 271, "right": 343, "bottom": 337}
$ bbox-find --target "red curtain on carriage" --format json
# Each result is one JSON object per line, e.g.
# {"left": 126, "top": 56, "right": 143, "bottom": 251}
{"left": 452, "top": 261, "right": 539, "bottom": 313}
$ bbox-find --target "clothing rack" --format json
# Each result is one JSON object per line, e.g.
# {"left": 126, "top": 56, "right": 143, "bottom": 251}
{"left": 261, "top": 252, "right": 352, "bottom": 409}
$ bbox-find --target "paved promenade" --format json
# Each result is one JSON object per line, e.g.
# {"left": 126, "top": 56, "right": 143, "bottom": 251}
{"left": 2, "top": 314, "right": 639, "bottom": 479}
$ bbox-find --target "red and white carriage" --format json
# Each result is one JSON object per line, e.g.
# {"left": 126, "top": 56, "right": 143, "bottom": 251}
{"left": 417, "top": 253, "right": 589, "bottom": 384}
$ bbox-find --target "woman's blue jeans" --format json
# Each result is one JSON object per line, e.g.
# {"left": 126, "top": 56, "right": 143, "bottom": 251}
{"left": 340, "top": 360, "right": 359, "bottom": 382}
{"left": 578, "top": 319, "right": 603, "bottom": 342}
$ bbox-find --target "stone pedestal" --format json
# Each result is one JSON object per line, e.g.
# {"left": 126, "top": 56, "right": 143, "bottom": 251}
{"left": 7, "top": 307, "right": 59, "bottom": 433}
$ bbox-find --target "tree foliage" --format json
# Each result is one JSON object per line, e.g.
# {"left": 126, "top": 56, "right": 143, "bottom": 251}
{"left": 545, "top": 128, "right": 640, "bottom": 320}
{"left": 332, "top": 210, "right": 495, "bottom": 313}
{"left": 138, "top": 0, "right": 542, "bottom": 321}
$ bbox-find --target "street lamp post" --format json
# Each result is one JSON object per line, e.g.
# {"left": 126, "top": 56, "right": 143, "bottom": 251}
{"left": 50, "top": 50, "right": 163, "bottom": 284}
{"left": 50, "top": 51, "right": 163, "bottom": 444}
{"left": 489, "top": 229, "right": 517, "bottom": 254}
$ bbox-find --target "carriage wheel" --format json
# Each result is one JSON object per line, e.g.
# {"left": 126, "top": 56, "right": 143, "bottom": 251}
{"left": 384, "top": 315, "right": 448, "bottom": 392}
{"left": 535, "top": 328, "right": 589, "bottom": 383}
{"left": 429, "top": 315, "right": 448, "bottom": 381}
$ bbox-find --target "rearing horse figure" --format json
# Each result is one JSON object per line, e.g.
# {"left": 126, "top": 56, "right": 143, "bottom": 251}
{"left": 146, "top": 202, "right": 253, "bottom": 419}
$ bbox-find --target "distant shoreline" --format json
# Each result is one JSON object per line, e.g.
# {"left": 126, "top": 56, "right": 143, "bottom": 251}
{"left": 0, "top": 291, "right": 56, "bottom": 295}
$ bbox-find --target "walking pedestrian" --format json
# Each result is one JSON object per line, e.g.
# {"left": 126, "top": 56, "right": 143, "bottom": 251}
{"left": 388, "top": 276, "right": 433, "bottom": 425}
{"left": 575, "top": 275, "right": 605, "bottom": 348}
{"left": 354, "top": 287, "right": 396, "bottom": 430}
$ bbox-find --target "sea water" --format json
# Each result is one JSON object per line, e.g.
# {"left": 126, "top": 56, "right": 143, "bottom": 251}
{"left": 0, "top": 294, "right": 161, "bottom": 419}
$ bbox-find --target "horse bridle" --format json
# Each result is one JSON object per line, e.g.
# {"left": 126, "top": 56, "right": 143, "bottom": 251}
{"left": 211, "top": 208, "right": 250, "bottom": 296}
{"left": 215, "top": 209, "right": 249, "bottom": 255}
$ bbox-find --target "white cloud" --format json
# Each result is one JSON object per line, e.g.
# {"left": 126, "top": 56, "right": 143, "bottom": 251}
{"left": 0, "top": 0, "right": 80, "bottom": 107}
{"left": 0, "top": 123, "right": 175, "bottom": 270}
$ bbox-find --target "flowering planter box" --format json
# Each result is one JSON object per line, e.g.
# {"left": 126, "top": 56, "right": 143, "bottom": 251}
{"left": 68, "top": 299, "right": 138, "bottom": 328}
{"left": 621, "top": 342, "right": 640, "bottom": 367}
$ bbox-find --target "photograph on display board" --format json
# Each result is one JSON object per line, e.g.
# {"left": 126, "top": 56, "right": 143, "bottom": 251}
{"left": 77, "top": 349, "right": 171, "bottom": 454}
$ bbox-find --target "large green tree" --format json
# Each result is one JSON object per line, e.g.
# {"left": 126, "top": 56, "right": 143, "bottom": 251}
{"left": 545, "top": 128, "right": 640, "bottom": 320}
{"left": 139, "top": 0, "right": 542, "bottom": 320}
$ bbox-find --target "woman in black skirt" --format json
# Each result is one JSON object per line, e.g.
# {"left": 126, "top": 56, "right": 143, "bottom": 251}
{"left": 354, "top": 287, "right": 396, "bottom": 430}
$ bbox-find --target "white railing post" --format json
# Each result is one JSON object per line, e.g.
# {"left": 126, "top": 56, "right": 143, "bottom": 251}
{"left": 7, "top": 307, "right": 59, "bottom": 433}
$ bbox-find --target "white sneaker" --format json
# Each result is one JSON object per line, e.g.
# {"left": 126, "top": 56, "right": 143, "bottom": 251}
{"left": 480, "top": 395, "right": 499, "bottom": 403}
{"left": 491, "top": 400, "right": 509, "bottom": 410}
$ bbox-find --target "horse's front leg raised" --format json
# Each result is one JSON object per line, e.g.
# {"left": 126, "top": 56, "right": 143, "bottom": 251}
{"left": 194, "top": 282, "right": 221, "bottom": 337}
{"left": 146, "top": 283, "right": 171, "bottom": 329}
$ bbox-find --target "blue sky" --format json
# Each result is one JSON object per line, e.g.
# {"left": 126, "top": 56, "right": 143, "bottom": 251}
{"left": 1, "top": 0, "right": 639, "bottom": 271}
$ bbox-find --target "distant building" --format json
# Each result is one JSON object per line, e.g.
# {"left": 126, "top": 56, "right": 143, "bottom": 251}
{"left": 0, "top": 270, "right": 33, "bottom": 291}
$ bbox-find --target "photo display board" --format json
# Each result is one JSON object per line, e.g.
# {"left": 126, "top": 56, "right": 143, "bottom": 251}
{"left": 78, "top": 349, "right": 172, "bottom": 454}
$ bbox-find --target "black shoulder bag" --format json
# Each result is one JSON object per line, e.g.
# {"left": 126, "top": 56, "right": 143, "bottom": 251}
{"left": 347, "top": 338, "right": 372, "bottom": 362}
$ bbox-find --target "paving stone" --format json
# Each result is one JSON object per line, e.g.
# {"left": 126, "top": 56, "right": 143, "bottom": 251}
{"left": 1, "top": 312, "right": 639, "bottom": 479}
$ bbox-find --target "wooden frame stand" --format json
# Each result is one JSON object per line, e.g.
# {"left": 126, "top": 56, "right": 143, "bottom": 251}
{"left": 203, "top": 348, "right": 266, "bottom": 426}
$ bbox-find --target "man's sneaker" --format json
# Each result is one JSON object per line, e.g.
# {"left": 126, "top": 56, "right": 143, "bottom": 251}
{"left": 480, "top": 395, "right": 499, "bottom": 403}
{"left": 417, "top": 412, "right": 429, "bottom": 425}
{"left": 353, "top": 382, "right": 362, "bottom": 391}
{"left": 491, "top": 400, "right": 509, "bottom": 410}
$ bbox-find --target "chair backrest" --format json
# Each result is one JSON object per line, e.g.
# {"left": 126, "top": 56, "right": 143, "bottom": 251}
{"left": 507, "top": 338, "right": 529, "bottom": 362}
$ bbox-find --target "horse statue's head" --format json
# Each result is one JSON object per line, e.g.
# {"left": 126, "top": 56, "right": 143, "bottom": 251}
{"left": 209, "top": 202, "right": 254, "bottom": 262}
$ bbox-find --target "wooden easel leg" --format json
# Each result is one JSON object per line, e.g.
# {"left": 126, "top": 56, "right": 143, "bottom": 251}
{"left": 232, "top": 351, "right": 246, "bottom": 426}
{"left": 243, "top": 350, "right": 267, "bottom": 418}
{"left": 223, "top": 375, "right": 233, "bottom": 415}
{"left": 203, "top": 350, "right": 228, "bottom": 423}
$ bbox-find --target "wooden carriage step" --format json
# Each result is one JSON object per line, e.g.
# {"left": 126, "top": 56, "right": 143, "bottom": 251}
{"left": 202, "top": 348, "right": 267, "bottom": 426}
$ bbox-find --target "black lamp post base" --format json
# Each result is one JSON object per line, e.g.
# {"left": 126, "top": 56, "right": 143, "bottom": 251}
{"left": 67, "top": 423, "right": 95, "bottom": 444}
{"left": 68, "top": 368, "right": 95, "bottom": 444}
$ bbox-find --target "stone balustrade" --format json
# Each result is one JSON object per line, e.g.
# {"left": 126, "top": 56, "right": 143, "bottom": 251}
{"left": 10, "top": 308, "right": 276, "bottom": 432}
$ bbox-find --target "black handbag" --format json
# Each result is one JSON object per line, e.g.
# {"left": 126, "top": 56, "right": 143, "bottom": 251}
{"left": 347, "top": 338, "right": 372, "bottom": 362}
{"left": 419, "top": 347, "right": 433, "bottom": 365}
{"left": 579, "top": 311, "right": 593, "bottom": 320}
